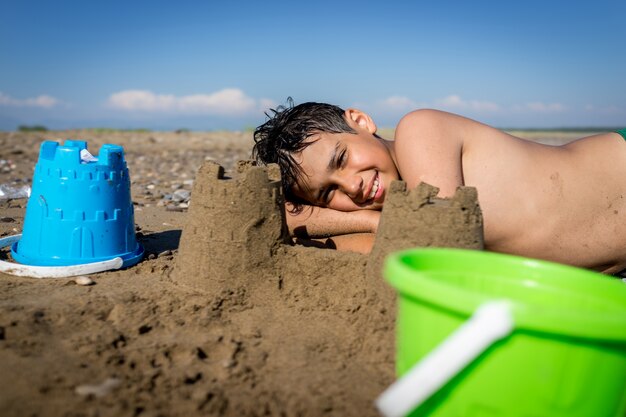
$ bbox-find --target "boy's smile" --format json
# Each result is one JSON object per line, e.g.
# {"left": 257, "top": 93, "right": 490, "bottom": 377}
{"left": 291, "top": 111, "right": 399, "bottom": 212}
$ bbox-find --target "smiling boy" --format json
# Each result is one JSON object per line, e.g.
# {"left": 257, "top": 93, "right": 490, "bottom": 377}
{"left": 253, "top": 100, "right": 626, "bottom": 273}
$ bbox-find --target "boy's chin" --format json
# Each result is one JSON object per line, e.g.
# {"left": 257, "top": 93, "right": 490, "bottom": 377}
{"left": 364, "top": 204, "right": 384, "bottom": 211}
{"left": 326, "top": 198, "right": 385, "bottom": 212}
{"left": 358, "top": 198, "right": 386, "bottom": 211}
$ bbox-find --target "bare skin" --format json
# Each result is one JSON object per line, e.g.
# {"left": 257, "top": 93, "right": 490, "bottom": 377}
{"left": 289, "top": 108, "right": 626, "bottom": 273}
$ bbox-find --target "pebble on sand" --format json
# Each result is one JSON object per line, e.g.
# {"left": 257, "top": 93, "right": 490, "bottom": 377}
{"left": 74, "top": 276, "right": 95, "bottom": 286}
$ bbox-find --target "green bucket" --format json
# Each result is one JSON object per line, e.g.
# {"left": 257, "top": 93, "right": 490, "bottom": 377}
{"left": 377, "top": 248, "right": 626, "bottom": 417}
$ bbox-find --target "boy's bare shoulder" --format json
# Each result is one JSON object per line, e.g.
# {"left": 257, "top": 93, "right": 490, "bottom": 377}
{"left": 395, "top": 109, "right": 453, "bottom": 136}
{"left": 391, "top": 109, "right": 466, "bottom": 196}
{"left": 393, "top": 109, "right": 467, "bottom": 152}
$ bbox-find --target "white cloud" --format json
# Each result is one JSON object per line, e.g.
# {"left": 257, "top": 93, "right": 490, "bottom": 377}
{"left": 0, "top": 92, "right": 59, "bottom": 108}
{"left": 107, "top": 88, "right": 272, "bottom": 116}
{"left": 437, "top": 95, "right": 464, "bottom": 107}
{"left": 349, "top": 94, "right": 587, "bottom": 122}
{"left": 376, "top": 94, "right": 500, "bottom": 114}
{"left": 381, "top": 95, "right": 420, "bottom": 110}
{"left": 435, "top": 95, "right": 500, "bottom": 112}
{"left": 584, "top": 104, "right": 623, "bottom": 115}
{"left": 524, "top": 102, "right": 565, "bottom": 113}
{"left": 108, "top": 90, "right": 175, "bottom": 111}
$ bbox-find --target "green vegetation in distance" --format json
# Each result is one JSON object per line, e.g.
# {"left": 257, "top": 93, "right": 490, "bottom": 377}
{"left": 18, "top": 124, "right": 48, "bottom": 132}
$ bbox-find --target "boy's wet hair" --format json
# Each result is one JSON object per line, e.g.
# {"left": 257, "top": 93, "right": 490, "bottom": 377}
{"left": 252, "top": 98, "right": 356, "bottom": 208}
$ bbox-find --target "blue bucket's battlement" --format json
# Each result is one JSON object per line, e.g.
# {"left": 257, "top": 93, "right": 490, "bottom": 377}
{"left": 36, "top": 140, "right": 126, "bottom": 178}
{"left": 11, "top": 140, "right": 143, "bottom": 267}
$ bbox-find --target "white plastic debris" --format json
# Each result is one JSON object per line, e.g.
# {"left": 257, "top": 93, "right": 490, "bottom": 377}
{"left": 75, "top": 378, "right": 121, "bottom": 397}
{"left": 80, "top": 149, "right": 98, "bottom": 164}
{"left": 0, "top": 184, "right": 31, "bottom": 200}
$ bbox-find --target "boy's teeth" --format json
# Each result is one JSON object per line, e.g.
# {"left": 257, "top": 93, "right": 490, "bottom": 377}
{"left": 369, "top": 178, "right": 379, "bottom": 199}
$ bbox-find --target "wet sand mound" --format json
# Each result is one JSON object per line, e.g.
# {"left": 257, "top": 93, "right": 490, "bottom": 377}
{"left": 169, "top": 160, "right": 483, "bottom": 415}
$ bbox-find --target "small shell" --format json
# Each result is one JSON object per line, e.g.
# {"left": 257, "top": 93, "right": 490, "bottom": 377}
{"left": 75, "top": 276, "right": 95, "bottom": 286}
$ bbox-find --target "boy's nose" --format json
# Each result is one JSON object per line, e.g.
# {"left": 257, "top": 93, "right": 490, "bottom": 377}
{"left": 338, "top": 174, "right": 363, "bottom": 199}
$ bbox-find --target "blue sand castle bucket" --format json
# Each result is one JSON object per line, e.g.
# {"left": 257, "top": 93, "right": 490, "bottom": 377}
{"left": 10, "top": 140, "right": 143, "bottom": 268}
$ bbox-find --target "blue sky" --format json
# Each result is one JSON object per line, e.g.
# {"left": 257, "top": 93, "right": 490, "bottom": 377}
{"left": 1, "top": 0, "right": 625, "bottom": 130}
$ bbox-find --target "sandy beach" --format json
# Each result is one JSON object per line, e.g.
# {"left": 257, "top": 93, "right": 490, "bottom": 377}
{"left": 0, "top": 129, "right": 590, "bottom": 417}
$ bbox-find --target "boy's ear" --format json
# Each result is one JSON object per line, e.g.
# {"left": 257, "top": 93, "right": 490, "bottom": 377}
{"left": 345, "top": 108, "right": 377, "bottom": 134}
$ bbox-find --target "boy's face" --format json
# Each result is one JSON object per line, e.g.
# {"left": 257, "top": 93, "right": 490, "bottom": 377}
{"left": 292, "top": 110, "right": 399, "bottom": 211}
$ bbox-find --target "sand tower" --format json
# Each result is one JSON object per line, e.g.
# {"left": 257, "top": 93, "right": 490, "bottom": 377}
{"left": 367, "top": 181, "right": 484, "bottom": 281}
{"left": 175, "top": 160, "right": 289, "bottom": 292}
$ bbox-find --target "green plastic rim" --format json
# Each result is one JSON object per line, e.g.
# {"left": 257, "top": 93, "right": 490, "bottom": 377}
{"left": 384, "top": 248, "right": 626, "bottom": 341}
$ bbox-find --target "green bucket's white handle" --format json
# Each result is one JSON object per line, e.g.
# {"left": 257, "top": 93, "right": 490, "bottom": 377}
{"left": 376, "top": 301, "right": 514, "bottom": 417}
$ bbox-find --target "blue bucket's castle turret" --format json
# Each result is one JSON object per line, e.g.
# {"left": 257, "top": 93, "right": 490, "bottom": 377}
{"left": 11, "top": 140, "right": 144, "bottom": 267}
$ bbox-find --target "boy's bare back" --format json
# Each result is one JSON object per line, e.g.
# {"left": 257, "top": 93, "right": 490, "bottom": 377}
{"left": 394, "top": 110, "right": 626, "bottom": 273}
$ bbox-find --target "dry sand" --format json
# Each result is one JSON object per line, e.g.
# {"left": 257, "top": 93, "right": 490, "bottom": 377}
{"left": 0, "top": 129, "right": 585, "bottom": 417}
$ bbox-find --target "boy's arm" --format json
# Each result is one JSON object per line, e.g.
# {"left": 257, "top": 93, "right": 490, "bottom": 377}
{"left": 285, "top": 203, "right": 380, "bottom": 238}
{"left": 394, "top": 109, "right": 465, "bottom": 197}
{"left": 295, "top": 233, "right": 376, "bottom": 254}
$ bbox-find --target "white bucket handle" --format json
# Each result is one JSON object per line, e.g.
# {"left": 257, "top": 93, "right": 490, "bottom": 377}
{"left": 376, "top": 300, "right": 514, "bottom": 417}
{"left": 0, "top": 234, "right": 123, "bottom": 278}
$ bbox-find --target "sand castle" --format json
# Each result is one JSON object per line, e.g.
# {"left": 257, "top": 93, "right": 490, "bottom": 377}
{"left": 175, "top": 160, "right": 484, "bottom": 291}
{"left": 175, "top": 160, "right": 289, "bottom": 292}
{"left": 172, "top": 160, "right": 485, "bottom": 413}
{"left": 367, "top": 180, "right": 484, "bottom": 280}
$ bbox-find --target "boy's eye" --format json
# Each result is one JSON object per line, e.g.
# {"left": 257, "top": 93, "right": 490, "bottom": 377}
{"left": 338, "top": 149, "right": 347, "bottom": 168}
{"left": 321, "top": 186, "right": 334, "bottom": 203}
